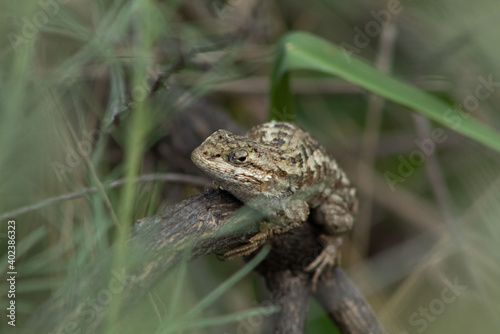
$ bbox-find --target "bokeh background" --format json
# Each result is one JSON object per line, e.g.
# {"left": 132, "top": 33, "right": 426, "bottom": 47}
{"left": 1, "top": 0, "right": 500, "bottom": 333}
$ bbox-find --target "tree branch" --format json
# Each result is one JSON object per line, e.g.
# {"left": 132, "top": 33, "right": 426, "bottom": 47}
{"left": 23, "top": 189, "right": 252, "bottom": 334}
{"left": 254, "top": 217, "right": 387, "bottom": 334}
{"left": 24, "top": 188, "right": 385, "bottom": 334}
{"left": 314, "top": 267, "right": 386, "bottom": 334}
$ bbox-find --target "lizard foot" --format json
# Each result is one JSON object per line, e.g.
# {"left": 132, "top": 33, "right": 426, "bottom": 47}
{"left": 305, "top": 235, "right": 343, "bottom": 291}
{"left": 222, "top": 224, "right": 272, "bottom": 260}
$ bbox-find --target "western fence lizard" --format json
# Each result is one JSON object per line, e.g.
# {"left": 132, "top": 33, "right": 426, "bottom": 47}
{"left": 191, "top": 121, "right": 357, "bottom": 286}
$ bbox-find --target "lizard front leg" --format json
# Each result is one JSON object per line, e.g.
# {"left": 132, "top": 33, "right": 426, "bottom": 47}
{"left": 222, "top": 199, "right": 309, "bottom": 260}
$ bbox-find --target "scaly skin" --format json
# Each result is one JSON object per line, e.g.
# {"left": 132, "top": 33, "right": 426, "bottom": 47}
{"left": 191, "top": 121, "right": 357, "bottom": 287}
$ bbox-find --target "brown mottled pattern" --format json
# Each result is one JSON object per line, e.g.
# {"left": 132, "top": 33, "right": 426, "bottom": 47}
{"left": 191, "top": 120, "right": 357, "bottom": 253}
{"left": 248, "top": 122, "right": 338, "bottom": 192}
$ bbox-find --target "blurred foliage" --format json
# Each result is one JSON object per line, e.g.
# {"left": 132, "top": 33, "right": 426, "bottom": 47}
{"left": 1, "top": 0, "right": 500, "bottom": 333}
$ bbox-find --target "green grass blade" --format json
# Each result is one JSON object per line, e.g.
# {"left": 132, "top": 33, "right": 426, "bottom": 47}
{"left": 165, "top": 306, "right": 280, "bottom": 333}
{"left": 270, "top": 31, "right": 500, "bottom": 152}
{"left": 0, "top": 226, "right": 46, "bottom": 273}
{"left": 185, "top": 246, "right": 270, "bottom": 318}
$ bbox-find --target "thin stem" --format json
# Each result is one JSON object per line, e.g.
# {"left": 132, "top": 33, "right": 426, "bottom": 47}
{"left": 353, "top": 23, "right": 398, "bottom": 259}
{"left": 0, "top": 173, "right": 208, "bottom": 221}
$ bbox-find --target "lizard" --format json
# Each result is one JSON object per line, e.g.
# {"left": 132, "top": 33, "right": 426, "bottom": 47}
{"left": 191, "top": 121, "right": 358, "bottom": 287}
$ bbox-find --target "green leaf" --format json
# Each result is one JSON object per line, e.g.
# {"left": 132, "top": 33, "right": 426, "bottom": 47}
{"left": 270, "top": 31, "right": 500, "bottom": 152}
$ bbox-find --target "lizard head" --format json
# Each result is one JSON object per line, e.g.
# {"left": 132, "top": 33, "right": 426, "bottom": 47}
{"left": 191, "top": 129, "right": 290, "bottom": 203}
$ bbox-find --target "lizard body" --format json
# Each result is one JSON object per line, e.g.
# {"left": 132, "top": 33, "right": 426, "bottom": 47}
{"left": 191, "top": 121, "right": 357, "bottom": 285}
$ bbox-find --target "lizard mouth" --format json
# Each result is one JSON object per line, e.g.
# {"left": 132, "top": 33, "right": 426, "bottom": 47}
{"left": 191, "top": 148, "right": 222, "bottom": 177}
{"left": 190, "top": 147, "right": 206, "bottom": 166}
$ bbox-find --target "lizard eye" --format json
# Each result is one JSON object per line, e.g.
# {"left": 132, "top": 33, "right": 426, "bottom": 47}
{"left": 228, "top": 149, "right": 249, "bottom": 164}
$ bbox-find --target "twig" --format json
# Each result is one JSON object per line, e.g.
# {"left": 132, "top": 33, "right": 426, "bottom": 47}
{"left": 253, "top": 210, "right": 387, "bottom": 333}
{"left": 354, "top": 160, "right": 441, "bottom": 232}
{"left": 314, "top": 267, "right": 386, "bottom": 334}
{"left": 254, "top": 226, "right": 318, "bottom": 333}
{"left": 212, "top": 76, "right": 450, "bottom": 95}
{"left": 354, "top": 23, "right": 398, "bottom": 259}
{"left": 411, "top": 115, "right": 456, "bottom": 232}
{"left": 269, "top": 272, "right": 310, "bottom": 334}
{"left": 0, "top": 173, "right": 208, "bottom": 221}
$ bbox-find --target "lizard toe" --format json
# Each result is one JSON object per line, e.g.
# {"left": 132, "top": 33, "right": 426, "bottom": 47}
{"left": 221, "top": 231, "right": 270, "bottom": 260}
{"left": 306, "top": 236, "right": 343, "bottom": 290}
